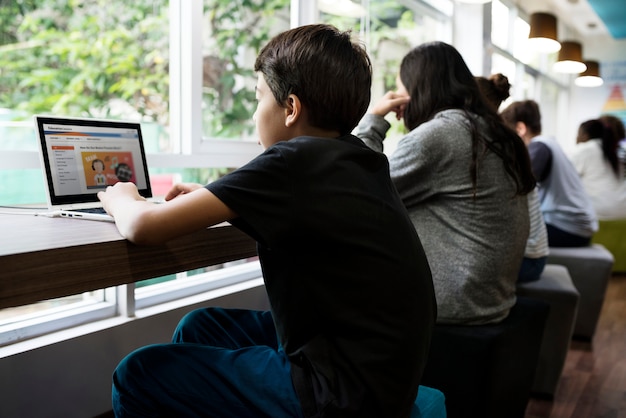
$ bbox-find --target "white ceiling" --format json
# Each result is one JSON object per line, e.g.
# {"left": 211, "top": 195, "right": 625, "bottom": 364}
{"left": 513, "top": 0, "right": 611, "bottom": 40}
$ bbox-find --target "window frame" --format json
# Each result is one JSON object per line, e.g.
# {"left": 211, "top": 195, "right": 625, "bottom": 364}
{"left": 0, "top": 0, "right": 457, "bottom": 346}
{"left": 0, "top": 0, "right": 275, "bottom": 346}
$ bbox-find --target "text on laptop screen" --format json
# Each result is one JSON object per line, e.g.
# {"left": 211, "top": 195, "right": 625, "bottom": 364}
{"left": 35, "top": 116, "right": 152, "bottom": 206}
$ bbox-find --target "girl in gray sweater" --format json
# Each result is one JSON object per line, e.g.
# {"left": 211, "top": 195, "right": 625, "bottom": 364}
{"left": 356, "top": 42, "right": 536, "bottom": 325}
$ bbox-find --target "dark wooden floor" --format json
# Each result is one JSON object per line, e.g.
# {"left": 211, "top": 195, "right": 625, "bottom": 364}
{"left": 525, "top": 273, "right": 626, "bottom": 418}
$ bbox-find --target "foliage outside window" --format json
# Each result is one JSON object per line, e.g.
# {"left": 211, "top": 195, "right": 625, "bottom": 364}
{"left": 0, "top": 0, "right": 292, "bottom": 146}
{"left": 201, "top": 0, "right": 290, "bottom": 139}
{"left": 0, "top": 0, "right": 170, "bottom": 130}
{"left": 0, "top": 0, "right": 454, "bottom": 343}
{"left": 320, "top": 0, "right": 451, "bottom": 144}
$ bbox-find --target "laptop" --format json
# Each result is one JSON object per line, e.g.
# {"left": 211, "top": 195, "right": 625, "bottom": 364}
{"left": 34, "top": 115, "right": 154, "bottom": 222}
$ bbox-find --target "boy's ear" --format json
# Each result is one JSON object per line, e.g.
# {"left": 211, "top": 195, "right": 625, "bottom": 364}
{"left": 515, "top": 121, "right": 527, "bottom": 137}
{"left": 284, "top": 94, "right": 302, "bottom": 127}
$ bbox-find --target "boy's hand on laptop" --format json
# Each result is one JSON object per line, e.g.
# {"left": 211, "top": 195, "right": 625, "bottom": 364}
{"left": 165, "top": 183, "right": 204, "bottom": 201}
{"left": 97, "top": 182, "right": 146, "bottom": 216}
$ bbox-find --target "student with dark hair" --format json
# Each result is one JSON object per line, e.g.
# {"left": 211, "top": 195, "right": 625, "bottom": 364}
{"left": 356, "top": 41, "right": 535, "bottom": 325}
{"left": 474, "top": 73, "right": 511, "bottom": 112}
{"left": 569, "top": 118, "right": 626, "bottom": 220}
{"left": 600, "top": 114, "right": 626, "bottom": 174}
{"left": 476, "top": 74, "right": 549, "bottom": 283}
{"left": 500, "top": 100, "right": 598, "bottom": 246}
{"left": 600, "top": 114, "right": 626, "bottom": 149}
{"left": 98, "top": 24, "right": 436, "bottom": 418}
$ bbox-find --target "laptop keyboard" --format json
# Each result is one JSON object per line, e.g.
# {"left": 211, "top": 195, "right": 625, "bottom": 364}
{"left": 72, "top": 207, "right": 107, "bottom": 214}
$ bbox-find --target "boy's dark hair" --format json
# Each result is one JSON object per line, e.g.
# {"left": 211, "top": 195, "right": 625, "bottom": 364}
{"left": 399, "top": 41, "right": 535, "bottom": 196}
{"left": 254, "top": 24, "right": 372, "bottom": 136}
{"left": 500, "top": 100, "right": 543, "bottom": 136}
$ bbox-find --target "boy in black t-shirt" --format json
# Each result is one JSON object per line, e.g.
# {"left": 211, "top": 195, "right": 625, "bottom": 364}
{"left": 99, "top": 24, "right": 435, "bottom": 418}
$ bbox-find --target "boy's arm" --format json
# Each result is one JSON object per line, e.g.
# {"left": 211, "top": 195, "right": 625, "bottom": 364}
{"left": 98, "top": 182, "right": 237, "bottom": 245}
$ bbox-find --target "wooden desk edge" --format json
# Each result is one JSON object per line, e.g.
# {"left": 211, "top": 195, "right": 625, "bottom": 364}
{"left": 1, "top": 225, "right": 257, "bottom": 309}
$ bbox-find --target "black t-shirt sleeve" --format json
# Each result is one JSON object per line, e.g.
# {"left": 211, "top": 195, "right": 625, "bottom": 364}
{"left": 528, "top": 141, "right": 552, "bottom": 182}
{"left": 205, "top": 146, "right": 292, "bottom": 246}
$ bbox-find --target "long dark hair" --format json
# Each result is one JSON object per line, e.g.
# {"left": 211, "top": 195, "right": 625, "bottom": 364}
{"left": 579, "top": 119, "right": 620, "bottom": 177}
{"left": 399, "top": 42, "right": 535, "bottom": 196}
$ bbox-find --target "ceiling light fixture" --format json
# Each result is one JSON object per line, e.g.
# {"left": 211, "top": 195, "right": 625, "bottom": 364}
{"left": 528, "top": 12, "right": 561, "bottom": 54}
{"left": 554, "top": 41, "right": 587, "bottom": 73}
{"left": 575, "top": 60, "right": 603, "bottom": 87}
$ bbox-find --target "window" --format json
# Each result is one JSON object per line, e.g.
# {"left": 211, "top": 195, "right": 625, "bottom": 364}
{"left": 0, "top": 290, "right": 116, "bottom": 346}
{"left": 490, "top": 0, "right": 530, "bottom": 62}
{"left": 317, "top": 0, "right": 452, "bottom": 155}
{"left": 200, "top": 0, "right": 291, "bottom": 141}
{"left": 0, "top": 0, "right": 271, "bottom": 344}
{"left": 489, "top": 0, "right": 570, "bottom": 140}
{"left": 0, "top": 0, "right": 456, "bottom": 345}
{"left": 317, "top": 0, "right": 452, "bottom": 99}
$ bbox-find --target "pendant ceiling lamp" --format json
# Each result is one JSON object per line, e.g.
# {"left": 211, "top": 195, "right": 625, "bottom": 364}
{"left": 575, "top": 61, "right": 603, "bottom": 87}
{"left": 554, "top": 41, "right": 587, "bottom": 74}
{"left": 528, "top": 12, "right": 561, "bottom": 53}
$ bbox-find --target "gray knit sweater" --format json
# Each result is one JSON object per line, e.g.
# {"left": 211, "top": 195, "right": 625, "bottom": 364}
{"left": 356, "top": 110, "right": 529, "bottom": 324}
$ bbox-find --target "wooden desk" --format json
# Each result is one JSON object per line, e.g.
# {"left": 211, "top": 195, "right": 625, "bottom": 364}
{"left": 0, "top": 213, "right": 257, "bottom": 309}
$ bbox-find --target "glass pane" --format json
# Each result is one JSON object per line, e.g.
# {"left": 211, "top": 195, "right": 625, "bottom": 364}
{"left": 0, "top": 0, "right": 170, "bottom": 147}
{"left": 491, "top": 0, "right": 509, "bottom": 51}
{"left": 0, "top": 113, "right": 46, "bottom": 205}
{"left": 319, "top": 0, "right": 451, "bottom": 100}
{"left": 135, "top": 259, "right": 253, "bottom": 288}
{"left": 0, "top": 291, "right": 106, "bottom": 326}
{"left": 513, "top": 16, "right": 530, "bottom": 63}
{"left": 0, "top": 1, "right": 171, "bottom": 331}
{"left": 0, "top": 289, "right": 117, "bottom": 346}
{"left": 134, "top": 258, "right": 262, "bottom": 310}
{"left": 0, "top": 114, "right": 37, "bottom": 151}
{"left": 148, "top": 166, "right": 234, "bottom": 196}
{"left": 538, "top": 77, "right": 560, "bottom": 137}
{"left": 318, "top": 0, "right": 451, "bottom": 155}
{"left": 0, "top": 169, "right": 47, "bottom": 206}
{"left": 521, "top": 71, "right": 536, "bottom": 100}
{"left": 201, "top": 0, "right": 291, "bottom": 140}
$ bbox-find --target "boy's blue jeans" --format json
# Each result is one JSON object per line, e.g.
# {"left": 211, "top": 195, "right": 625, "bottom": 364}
{"left": 112, "top": 308, "right": 304, "bottom": 418}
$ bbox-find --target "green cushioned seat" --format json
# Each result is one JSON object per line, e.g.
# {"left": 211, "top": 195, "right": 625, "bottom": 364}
{"left": 592, "top": 219, "right": 626, "bottom": 273}
{"left": 410, "top": 385, "right": 447, "bottom": 418}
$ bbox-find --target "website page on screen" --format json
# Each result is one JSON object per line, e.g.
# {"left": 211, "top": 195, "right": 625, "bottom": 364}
{"left": 42, "top": 123, "right": 148, "bottom": 196}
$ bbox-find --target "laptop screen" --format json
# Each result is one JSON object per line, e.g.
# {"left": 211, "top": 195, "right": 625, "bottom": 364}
{"left": 34, "top": 115, "right": 153, "bottom": 207}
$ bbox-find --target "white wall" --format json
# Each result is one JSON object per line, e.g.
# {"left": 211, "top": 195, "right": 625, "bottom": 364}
{"left": 453, "top": 2, "right": 486, "bottom": 76}
{"left": 0, "top": 281, "right": 269, "bottom": 418}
